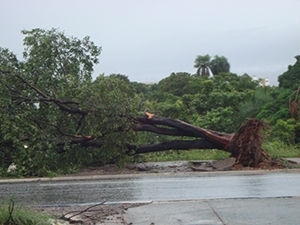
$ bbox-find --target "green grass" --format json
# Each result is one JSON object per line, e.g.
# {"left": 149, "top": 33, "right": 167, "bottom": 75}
{"left": 142, "top": 149, "right": 230, "bottom": 162}
{"left": 0, "top": 201, "right": 52, "bottom": 225}
{"left": 263, "top": 141, "right": 300, "bottom": 159}
{"left": 141, "top": 141, "right": 300, "bottom": 163}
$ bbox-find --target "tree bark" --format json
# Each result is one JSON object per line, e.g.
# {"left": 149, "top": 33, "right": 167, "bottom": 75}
{"left": 58, "top": 112, "right": 269, "bottom": 167}
{"left": 132, "top": 112, "right": 270, "bottom": 167}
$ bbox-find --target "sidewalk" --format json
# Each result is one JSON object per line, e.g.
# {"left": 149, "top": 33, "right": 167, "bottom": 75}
{"left": 124, "top": 197, "right": 300, "bottom": 225}
{"left": 285, "top": 158, "right": 300, "bottom": 164}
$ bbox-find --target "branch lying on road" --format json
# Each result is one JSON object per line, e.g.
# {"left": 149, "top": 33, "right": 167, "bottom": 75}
{"left": 61, "top": 201, "right": 106, "bottom": 222}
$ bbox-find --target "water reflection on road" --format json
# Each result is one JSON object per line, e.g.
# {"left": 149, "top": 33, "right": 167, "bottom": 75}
{"left": 137, "top": 172, "right": 300, "bottom": 201}
{"left": 0, "top": 172, "right": 300, "bottom": 206}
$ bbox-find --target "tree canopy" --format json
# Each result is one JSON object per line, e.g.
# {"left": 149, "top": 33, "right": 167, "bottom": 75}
{"left": 0, "top": 29, "right": 136, "bottom": 175}
{"left": 278, "top": 55, "right": 300, "bottom": 90}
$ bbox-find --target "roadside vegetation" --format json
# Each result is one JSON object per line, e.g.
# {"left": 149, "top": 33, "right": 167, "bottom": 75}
{"left": 263, "top": 142, "right": 300, "bottom": 160}
{"left": 0, "top": 28, "right": 299, "bottom": 177}
{"left": 140, "top": 142, "right": 299, "bottom": 162}
{"left": 0, "top": 200, "right": 52, "bottom": 225}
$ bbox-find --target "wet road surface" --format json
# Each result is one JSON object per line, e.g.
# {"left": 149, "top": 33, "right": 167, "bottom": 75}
{"left": 125, "top": 197, "right": 300, "bottom": 225}
{"left": 0, "top": 170, "right": 300, "bottom": 206}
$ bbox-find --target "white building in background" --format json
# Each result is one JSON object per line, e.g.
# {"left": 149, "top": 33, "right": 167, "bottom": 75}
{"left": 260, "top": 78, "right": 270, "bottom": 87}
{"left": 252, "top": 76, "right": 270, "bottom": 87}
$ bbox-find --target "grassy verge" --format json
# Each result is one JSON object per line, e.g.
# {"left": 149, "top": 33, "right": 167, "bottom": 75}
{"left": 0, "top": 201, "right": 52, "bottom": 225}
{"left": 142, "top": 149, "right": 230, "bottom": 162}
{"left": 141, "top": 141, "right": 299, "bottom": 162}
{"left": 263, "top": 141, "right": 300, "bottom": 159}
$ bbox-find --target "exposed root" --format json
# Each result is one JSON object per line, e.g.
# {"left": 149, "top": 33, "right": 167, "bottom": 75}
{"left": 229, "top": 119, "right": 269, "bottom": 167}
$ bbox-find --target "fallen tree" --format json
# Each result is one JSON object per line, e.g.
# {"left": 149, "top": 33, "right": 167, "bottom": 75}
{"left": 0, "top": 29, "right": 282, "bottom": 176}
{"left": 132, "top": 112, "right": 270, "bottom": 167}
{"left": 46, "top": 110, "right": 271, "bottom": 168}
{"left": 1, "top": 70, "right": 271, "bottom": 168}
{"left": 2, "top": 75, "right": 272, "bottom": 168}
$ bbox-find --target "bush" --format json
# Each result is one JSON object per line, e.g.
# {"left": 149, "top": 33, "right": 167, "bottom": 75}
{"left": 271, "top": 119, "right": 296, "bottom": 144}
{"left": 263, "top": 141, "right": 300, "bottom": 159}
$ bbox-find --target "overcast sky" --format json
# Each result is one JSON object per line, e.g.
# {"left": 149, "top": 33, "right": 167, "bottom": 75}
{"left": 1, "top": 0, "right": 300, "bottom": 85}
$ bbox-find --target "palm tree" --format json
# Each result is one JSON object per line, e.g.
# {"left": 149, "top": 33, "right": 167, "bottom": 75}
{"left": 194, "top": 54, "right": 211, "bottom": 77}
{"left": 194, "top": 54, "right": 230, "bottom": 77}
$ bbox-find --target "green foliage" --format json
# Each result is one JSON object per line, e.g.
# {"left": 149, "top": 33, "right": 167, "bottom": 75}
{"left": 1, "top": 29, "right": 100, "bottom": 176}
{"left": 78, "top": 74, "right": 138, "bottom": 166}
{"left": 256, "top": 88, "right": 292, "bottom": 124}
{"left": 239, "top": 88, "right": 272, "bottom": 119}
{"left": 194, "top": 54, "right": 230, "bottom": 76}
{"left": 1, "top": 30, "right": 299, "bottom": 177}
{"left": 144, "top": 72, "right": 259, "bottom": 133}
{"left": 157, "top": 72, "right": 191, "bottom": 96}
{"left": 22, "top": 28, "right": 101, "bottom": 83}
{"left": 0, "top": 201, "right": 51, "bottom": 225}
{"left": 263, "top": 141, "right": 300, "bottom": 160}
{"left": 194, "top": 54, "right": 211, "bottom": 76}
{"left": 143, "top": 142, "right": 300, "bottom": 162}
{"left": 210, "top": 55, "right": 230, "bottom": 75}
{"left": 195, "top": 107, "right": 237, "bottom": 133}
{"left": 295, "top": 121, "right": 300, "bottom": 143}
{"left": 278, "top": 55, "right": 300, "bottom": 89}
{"left": 0, "top": 29, "right": 136, "bottom": 176}
{"left": 270, "top": 119, "right": 296, "bottom": 144}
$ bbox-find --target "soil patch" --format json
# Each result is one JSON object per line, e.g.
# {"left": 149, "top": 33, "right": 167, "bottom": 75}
{"left": 38, "top": 202, "right": 147, "bottom": 225}
{"left": 69, "top": 159, "right": 285, "bottom": 177}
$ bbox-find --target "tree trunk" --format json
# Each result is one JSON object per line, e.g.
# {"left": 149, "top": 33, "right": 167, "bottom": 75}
{"left": 133, "top": 112, "right": 270, "bottom": 167}
{"left": 57, "top": 112, "right": 270, "bottom": 167}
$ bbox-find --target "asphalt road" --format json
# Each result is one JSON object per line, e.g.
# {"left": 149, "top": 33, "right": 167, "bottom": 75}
{"left": 1, "top": 169, "right": 300, "bottom": 224}
{"left": 0, "top": 170, "right": 300, "bottom": 206}
{"left": 125, "top": 197, "right": 300, "bottom": 225}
